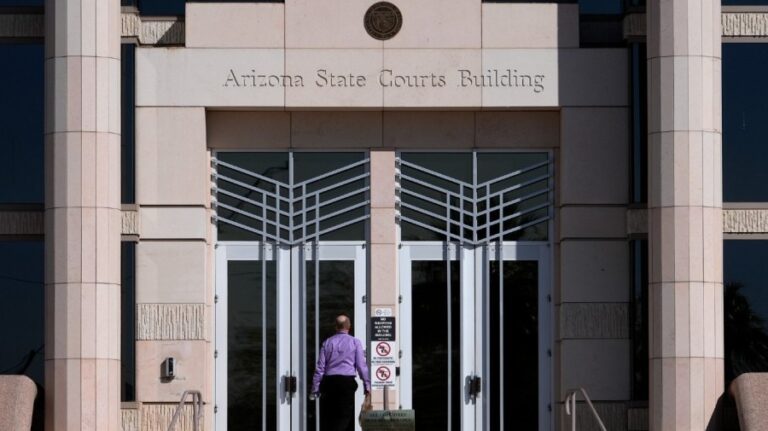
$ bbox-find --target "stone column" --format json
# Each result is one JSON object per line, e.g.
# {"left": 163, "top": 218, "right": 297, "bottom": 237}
{"left": 647, "top": 1, "right": 723, "bottom": 430}
{"left": 44, "top": 0, "right": 122, "bottom": 429}
{"left": 369, "top": 149, "right": 398, "bottom": 408}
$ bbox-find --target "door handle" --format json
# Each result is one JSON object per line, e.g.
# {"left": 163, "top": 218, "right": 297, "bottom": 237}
{"left": 284, "top": 375, "right": 298, "bottom": 395}
{"left": 468, "top": 375, "right": 482, "bottom": 398}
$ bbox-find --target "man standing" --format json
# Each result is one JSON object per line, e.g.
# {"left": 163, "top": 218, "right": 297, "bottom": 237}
{"left": 311, "top": 314, "right": 371, "bottom": 431}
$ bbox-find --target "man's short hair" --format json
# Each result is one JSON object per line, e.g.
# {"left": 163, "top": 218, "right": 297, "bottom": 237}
{"left": 335, "top": 314, "right": 351, "bottom": 330}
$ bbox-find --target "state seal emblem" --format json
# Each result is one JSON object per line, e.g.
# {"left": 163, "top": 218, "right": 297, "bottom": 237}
{"left": 364, "top": 2, "right": 402, "bottom": 41}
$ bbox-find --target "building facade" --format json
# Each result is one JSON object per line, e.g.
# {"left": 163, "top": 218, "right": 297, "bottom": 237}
{"left": 1, "top": 0, "right": 767, "bottom": 430}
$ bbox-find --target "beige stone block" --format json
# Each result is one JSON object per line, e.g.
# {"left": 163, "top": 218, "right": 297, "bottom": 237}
{"left": 560, "top": 108, "right": 629, "bottom": 205}
{"left": 46, "top": 133, "right": 82, "bottom": 209}
{"left": 136, "top": 241, "right": 208, "bottom": 304}
{"left": 370, "top": 208, "right": 396, "bottom": 244}
{"left": 206, "top": 111, "right": 290, "bottom": 149}
{"left": 560, "top": 240, "right": 628, "bottom": 303}
{"left": 558, "top": 206, "right": 626, "bottom": 239}
{"left": 481, "top": 49, "right": 558, "bottom": 106}
{"left": 135, "top": 48, "right": 285, "bottom": 107}
{"left": 382, "top": 112, "right": 474, "bottom": 149}
{"left": 475, "top": 111, "right": 559, "bottom": 148}
{"left": 560, "top": 339, "right": 629, "bottom": 400}
{"left": 136, "top": 108, "right": 209, "bottom": 206}
{"left": 370, "top": 244, "right": 397, "bottom": 306}
{"left": 136, "top": 341, "right": 208, "bottom": 402}
{"left": 383, "top": 49, "right": 481, "bottom": 108}
{"left": 47, "top": 57, "right": 82, "bottom": 134}
{"left": 482, "top": 3, "right": 578, "bottom": 49}
{"left": 285, "top": 0, "right": 381, "bottom": 49}
{"left": 80, "top": 56, "right": 97, "bottom": 132}
{"left": 290, "top": 111, "right": 382, "bottom": 149}
{"left": 285, "top": 49, "right": 384, "bottom": 108}
{"left": 702, "top": 207, "right": 722, "bottom": 283}
{"left": 559, "top": 49, "right": 628, "bottom": 107}
{"left": 46, "top": 359, "right": 83, "bottom": 429}
{"left": 46, "top": 208, "right": 83, "bottom": 284}
{"left": 383, "top": 0, "right": 480, "bottom": 48}
{"left": 186, "top": 3, "right": 284, "bottom": 48}
{"left": 140, "top": 207, "right": 208, "bottom": 240}
{"left": 370, "top": 150, "right": 396, "bottom": 208}
{"left": 46, "top": 283, "right": 82, "bottom": 360}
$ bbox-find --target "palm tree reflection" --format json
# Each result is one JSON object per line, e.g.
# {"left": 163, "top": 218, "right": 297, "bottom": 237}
{"left": 725, "top": 282, "right": 768, "bottom": 383}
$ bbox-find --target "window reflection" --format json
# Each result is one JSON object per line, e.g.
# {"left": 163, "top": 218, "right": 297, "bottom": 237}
{"left": 0, "top": 241, "right": 44, "bottom": 431}
{"left": 724, "top": 241, "right": 768, "bottom": 383}
{"left": 723, "top": 44, "right": 768, "bottom": 202}
{"left": 0, "top": 44, "right": 44, "bottom": 203}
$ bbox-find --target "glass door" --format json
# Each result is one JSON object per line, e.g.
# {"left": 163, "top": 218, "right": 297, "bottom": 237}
{"left": 215, "top": 243, "right": 291, "bottom": 431}
{"left": 397, "top": 151, "right": 554, "bottom": 430}
{"left": 213, "top": 151, "right": 371, "bottom": 431}
{"left": 484, "top": 243, "right": 552, "bottom": 431}
{"left": 399, "top": 243, "right": 551, "bottom": 431}
{"left": 215, "top": 243, "right": 367, "bottom": 431}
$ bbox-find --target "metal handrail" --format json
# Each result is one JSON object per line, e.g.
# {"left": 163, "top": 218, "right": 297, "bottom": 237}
{"left": 564, "top": 387, "right": 607, "bottom": 431}
{"left": 167, "top": 390, "right": 203, "bottom": 431}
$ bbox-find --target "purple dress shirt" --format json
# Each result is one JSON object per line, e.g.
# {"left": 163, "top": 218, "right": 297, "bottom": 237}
{"left": 311, "top": 330, "right": 371, "bottom": 394}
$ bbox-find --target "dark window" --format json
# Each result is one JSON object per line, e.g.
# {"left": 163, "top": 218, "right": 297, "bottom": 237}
{"left": 724, "top": 240, "right": 768, "bottom": 384}
{"left": 137, "top": 0, "right": 185, "bottom": 16}
{"left": 723, "top": 43, "right": 768, "bottom": 202}
{"left": 0, "top": 43, "right": 44, "bottom": 203}
{"left": 580, "top": 0, "right": 623, "bottom": 14}
{"left": 0, "top": 241, "right": 44, "bottom": 431}
{"left": 0, "top": 0, "right": 43, "bottom": 6}
{"left": 122, "top": 44, "right": 136, "bottom": 204}
{"left": 630, "top": 43, "right": 648, "bottom": 204}
{"left": 121, "top": 242, "right": 136, "bottom": 402}
{"left": 630, "top": 239, "right": 649, "bottom": 401}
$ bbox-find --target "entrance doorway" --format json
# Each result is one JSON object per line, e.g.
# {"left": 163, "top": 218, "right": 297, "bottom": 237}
{"left": 397, "top": 152, "right": 554, "bottom": 430}
{"left": 213, "top": 152, "right": 370, "bottom": 431}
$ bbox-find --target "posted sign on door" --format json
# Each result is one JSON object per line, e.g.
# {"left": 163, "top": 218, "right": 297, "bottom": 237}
{"left": 370, "top": 316, "right": 396, "bottom": 389}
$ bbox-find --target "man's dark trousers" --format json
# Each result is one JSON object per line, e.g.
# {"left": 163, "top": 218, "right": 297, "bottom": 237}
{"left": 320, "top": 375, "right": 358, "bottom": 431}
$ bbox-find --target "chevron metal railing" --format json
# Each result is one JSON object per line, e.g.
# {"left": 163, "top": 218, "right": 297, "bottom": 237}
{"left": 564, "top": 388, "right": 608, "bottom": 431}
{"left": 212, "top": 157, "right": 370, "bottom": 245}
{"left": 396, "top": 156, "right": 552, "bottom": 244}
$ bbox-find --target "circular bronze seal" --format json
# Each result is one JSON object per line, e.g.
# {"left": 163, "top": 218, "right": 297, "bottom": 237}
{"left": 364, "top": 2, "right": 402, "bottom": 41}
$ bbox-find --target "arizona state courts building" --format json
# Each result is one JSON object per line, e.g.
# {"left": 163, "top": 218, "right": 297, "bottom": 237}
{"left": 3, "top": 0, "right": 768, "bottom": 430}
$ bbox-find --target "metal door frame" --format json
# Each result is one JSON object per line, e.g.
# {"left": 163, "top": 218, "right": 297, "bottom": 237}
{"left": 215, "top": 241, "right": 368, "bottom": 431}
{"left": 399, "top": 241, "right": 553, "bottom": 431}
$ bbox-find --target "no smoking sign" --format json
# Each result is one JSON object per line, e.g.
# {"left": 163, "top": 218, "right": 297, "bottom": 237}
{"left": 373, "top": 365, "right": 395, "bottom": 388}
{"left": 371, "top": 340, "right": 397, "bottom": 388}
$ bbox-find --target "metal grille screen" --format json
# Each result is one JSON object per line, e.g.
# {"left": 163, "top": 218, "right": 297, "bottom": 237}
{"left": 397, "top": 152, "right": 552, "bottom": 243}
{"left": 213, "top": 152, "right": 370, "bottom": 244}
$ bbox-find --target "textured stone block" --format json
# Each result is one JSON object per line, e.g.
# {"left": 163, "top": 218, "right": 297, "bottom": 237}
{"left": 137, "top": 304, "right": 205, "bottom": 341}
{"left": 722, "top": 13, "right": 768, "bottom": 37}
{"left": 122, "top": 209, "right": 139, "bottom": 236}
{"left": 560, "top": 303, "right": 629, "bottom": 339}
{"left": 560, "top": 401, "right": 627, "bottom": 431}
{"left": 121, "top": 407, "right": 139, "bottom": 431}
{"left": 0, "top": 14, "right": 44, "bottom": 38}
{"left": 627, "top": 407, "right": 649, "bottom": 430}
{"left": 723, "top": 209, "right": 768, "bottom": 233}
{"left": 731, "top": 373, "right": 768, "bottom": 431}
{"left": 0, "top": 375, "right": 37, "bottom": 431}
{"left": 0, "top": 211, "right": 44, "bottom": 235}
{"left": 140, "top": 404, "right": 201, "bottom": 431}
